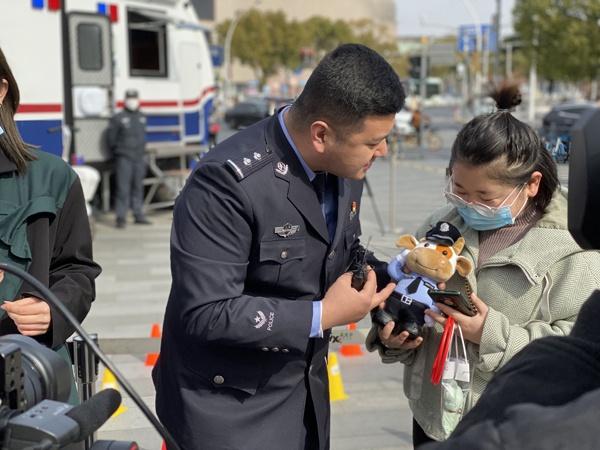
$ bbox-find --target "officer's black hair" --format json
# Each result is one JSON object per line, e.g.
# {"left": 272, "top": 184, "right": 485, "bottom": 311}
{"left": 290, "top": 43, "right": 405, "bottom": 134}
{"left": 0, "top": 47, "right": 35, "bottom": 174}
{"left": 448, "top": 82, "right": 558, "bottom": 213}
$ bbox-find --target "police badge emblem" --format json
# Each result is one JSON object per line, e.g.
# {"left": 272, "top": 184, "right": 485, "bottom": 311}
{"left": 274, "top": 223, "right": 299, "bottom": 238}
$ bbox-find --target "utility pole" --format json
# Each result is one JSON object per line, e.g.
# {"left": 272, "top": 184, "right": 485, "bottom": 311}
{"left": 418, "top": 36, "right": 428, "bottom": 158}
{"left": 493, "top": 0, "right": 501, "bottom": 81}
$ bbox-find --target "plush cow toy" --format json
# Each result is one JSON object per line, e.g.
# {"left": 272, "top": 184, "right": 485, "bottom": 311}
{"left": 373, "top": 221, "right": 473, "bottom": 338}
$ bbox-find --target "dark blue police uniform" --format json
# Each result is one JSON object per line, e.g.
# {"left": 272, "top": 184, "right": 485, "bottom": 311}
{"left": 153, "top": 114, "right": 365, "bottom": 450}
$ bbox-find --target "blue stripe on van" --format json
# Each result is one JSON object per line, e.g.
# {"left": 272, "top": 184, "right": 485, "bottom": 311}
{"left": 16, "top": 119, "right": 63, "bottom": 157}
{"left": 146, "top": 115, "right": 180, "bottom": 126}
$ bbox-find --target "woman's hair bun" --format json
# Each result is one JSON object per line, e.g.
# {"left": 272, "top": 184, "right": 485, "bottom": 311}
{"left": 490, "top": 82, "right": 522, "bottom": 111}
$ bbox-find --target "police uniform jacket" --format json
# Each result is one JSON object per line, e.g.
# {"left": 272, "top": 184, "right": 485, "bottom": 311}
{"left": 153, "top": 114, "right": 365, "bottom": 450}
{"left": 106, "top": 109, "right": 146, "bottom": 159}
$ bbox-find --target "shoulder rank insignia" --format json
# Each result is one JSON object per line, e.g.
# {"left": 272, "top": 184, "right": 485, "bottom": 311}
{"left": 225, "top": 149, "right": 273, "bottom": 181}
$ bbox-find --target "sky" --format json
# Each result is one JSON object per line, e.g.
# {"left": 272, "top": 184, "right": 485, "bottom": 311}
{"left": 395, "top": 0, "right": 516, "bottom": 37}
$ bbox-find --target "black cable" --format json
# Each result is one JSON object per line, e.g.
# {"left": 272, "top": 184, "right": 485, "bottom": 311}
{"left": 0, "top": 263, "right": 180, "bottom": 450}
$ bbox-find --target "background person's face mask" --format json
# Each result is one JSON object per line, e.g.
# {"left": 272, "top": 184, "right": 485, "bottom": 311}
{"left": 445, "top": 182, "right": 528, "bottom": 231}
{"left": 125, "top": 98, "right": 140, "bottom": 111}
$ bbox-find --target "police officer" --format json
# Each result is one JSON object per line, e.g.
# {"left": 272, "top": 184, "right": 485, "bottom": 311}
{"left": 153, "top": 44, "right": 405, "bottom": 450}
{"left": 107, "top": 89, "right": 151, "bottom": 228}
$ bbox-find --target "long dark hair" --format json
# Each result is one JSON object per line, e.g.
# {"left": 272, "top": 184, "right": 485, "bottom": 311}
{"left": 449, "top": 82, "right": 558, "bottom": 212}
{"left": 0, "top": 47, "right": 35, "bottom": 173}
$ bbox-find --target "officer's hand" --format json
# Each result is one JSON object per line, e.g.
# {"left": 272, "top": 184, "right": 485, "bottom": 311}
{"left": 1, "top": 297, "right": 51, "bottom": 336}
{"left": 321, "top": 268, "right": 396, "bottom": 330}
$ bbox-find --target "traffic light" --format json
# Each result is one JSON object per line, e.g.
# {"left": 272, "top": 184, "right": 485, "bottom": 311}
{"left": 409, "top": 55, "right": 421, "bottom": 79}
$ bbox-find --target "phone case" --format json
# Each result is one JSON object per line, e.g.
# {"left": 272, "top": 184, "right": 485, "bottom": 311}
{"left": 428, "top": 289, "right": 477, "bottom": 316}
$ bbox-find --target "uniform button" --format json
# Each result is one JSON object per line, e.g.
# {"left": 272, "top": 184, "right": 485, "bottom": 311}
{"left": 281, "top": 348, "right": 289, "bottom": 353}
{"left": 213, "top": 375, "right": 225, "bottom": 385}
{"left": 271, "top": 347, "right": 279, "bottom": 352}
{"left": 280, "top": 250, "right": 288, "bottom": 259}
{"left": 328, "top": 250, "right": 336, "bottom": 260}
{"left": 261, "top": 347, "right": 269, "bottom": 352}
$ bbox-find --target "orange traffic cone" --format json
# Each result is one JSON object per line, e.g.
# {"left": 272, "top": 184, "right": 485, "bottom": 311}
{"left": 339, "top": 323, "right": 364, "bottom": 357}
{"left": 145, "top": 323, "right": 161, "bottom": 366}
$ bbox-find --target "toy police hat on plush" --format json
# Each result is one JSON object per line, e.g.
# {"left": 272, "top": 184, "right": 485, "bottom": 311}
{"left": 373, "top": 221, "right": 473, "bottom": 338}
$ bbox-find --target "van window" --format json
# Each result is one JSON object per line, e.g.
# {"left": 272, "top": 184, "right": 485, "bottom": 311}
{"left": 77, "top": 23, "right": 103, "bottom": 71}
{"left": 127, "top": 10, "right": 168, "bottom": 78}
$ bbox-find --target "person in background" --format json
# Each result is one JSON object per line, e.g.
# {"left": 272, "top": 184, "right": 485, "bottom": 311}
{"left": 0, "top": 47, "right": 101, "bottom": 406}
{"left": 367, "top": 83, "right": 600, "bottom": 447}
{"left": 153, "top": 44, "right": 403, "bottom": 450}
{"left": 107, "top": 89, "right": 151, "bottom": 228}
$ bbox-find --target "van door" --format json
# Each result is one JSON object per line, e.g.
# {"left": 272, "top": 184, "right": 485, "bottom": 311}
{"left": 68, "top": 13, "right": 113, "bottom": 163}
{"left": 179, "top": 42, "right": 204, "bottom": 143}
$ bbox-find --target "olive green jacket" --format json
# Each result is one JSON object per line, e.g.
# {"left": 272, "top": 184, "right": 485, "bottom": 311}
{"left": 367, "top": 190, "right": 600, "bottom": 441}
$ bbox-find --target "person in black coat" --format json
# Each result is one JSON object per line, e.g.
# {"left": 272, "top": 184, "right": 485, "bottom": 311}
{"left": 107, "top": 89, "right": 151, "bottom": 228}
{"left": 153, "top": 44, "right": 404, "bottom": 450}
{"left": 0, "top": 46, "right": 100, "bottom": 407}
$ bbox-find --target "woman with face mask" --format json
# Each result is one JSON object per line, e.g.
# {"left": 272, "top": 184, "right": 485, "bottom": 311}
{"left": 367, "top": 83, "right": 600, "bottom": 447}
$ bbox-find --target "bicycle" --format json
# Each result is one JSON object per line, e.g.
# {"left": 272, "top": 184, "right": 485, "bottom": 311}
{"left": 397, "top": 126, "right": 443, "bottom": 152}
{"left": 545, "top": 135, "right": 570, "bottom": 163}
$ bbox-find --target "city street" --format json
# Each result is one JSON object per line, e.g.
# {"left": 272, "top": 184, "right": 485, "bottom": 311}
{"left": 89, "top": 109, "right": 568, "bottom": 449}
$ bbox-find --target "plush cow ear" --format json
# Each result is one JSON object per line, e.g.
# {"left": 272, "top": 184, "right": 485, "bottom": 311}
{"left": 453, "top": 237, "right": 465, "bottom": 255}
{"left": 396, "top": 235, "right": 419, "bottom": 249}
{"left": 455, "top": 256, "right": 473, "bottom": 277}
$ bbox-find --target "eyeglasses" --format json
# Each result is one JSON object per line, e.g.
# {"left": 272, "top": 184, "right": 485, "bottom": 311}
{"left": 443, "top": 180, "right": 525, "bottom": 218}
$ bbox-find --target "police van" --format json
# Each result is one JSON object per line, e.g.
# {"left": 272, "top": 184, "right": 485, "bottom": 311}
{"left": 1, "top": 0, "right": 215, "bottom": 163}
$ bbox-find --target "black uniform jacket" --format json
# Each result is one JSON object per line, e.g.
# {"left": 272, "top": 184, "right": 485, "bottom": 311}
{"left": 0, "top": 149, "right": 101, "bottom": 348}
{"left": 153, "top": 115, "right": 364, "bottom": 450}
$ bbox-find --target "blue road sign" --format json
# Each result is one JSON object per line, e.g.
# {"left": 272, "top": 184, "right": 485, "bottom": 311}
{"left": 457, "top": 24, "right": 497, "bottom": 53}
{"left": 210, "top": 45, "right": 224, "bottom": 67}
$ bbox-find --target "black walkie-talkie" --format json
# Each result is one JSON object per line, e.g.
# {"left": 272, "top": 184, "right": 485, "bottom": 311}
{"left": 350, "top": 238, "right": 371, "bottom": 290}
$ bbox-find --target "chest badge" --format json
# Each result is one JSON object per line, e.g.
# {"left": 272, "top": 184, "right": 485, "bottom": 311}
{"left": 274, "top": 223, "right": 299, "bottom": 238}
{"left": 349, "top": 201, "right": 358, "bottom": 220}
{"left": 275, "top": 161, "right": 288, "bottom": 176}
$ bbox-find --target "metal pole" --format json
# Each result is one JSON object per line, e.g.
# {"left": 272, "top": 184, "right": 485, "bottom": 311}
{"left": 462, "top": 0, "right": 482, "bottom": 113}
{"left": 528, "top": 18, "right": 539, "bottom": 124}
{"left": 418, "top": 36, "right": 428, "bottom": 158}
{"left": 505, "top": 42, "right": 513, "bottom": 78}
{"left": 493, "top": 0, "right": 502, "bottom": 81}
{"left": 71, "top": 334, "right": 99, "bottom": 449}
{"left": 223, "top": 12, "right": 242, "bottom": 109}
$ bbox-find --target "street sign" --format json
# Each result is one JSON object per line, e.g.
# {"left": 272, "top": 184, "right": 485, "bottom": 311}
{"left": 210, "top": 45, "right": 224, "bottom": 67}
{"left": 457, "top": 24, "right": 497, "bottom": 53}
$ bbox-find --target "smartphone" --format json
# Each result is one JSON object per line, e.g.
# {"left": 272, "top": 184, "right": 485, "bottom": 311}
{"left": 428, "top": 289, "right": 477, "bottom": 317}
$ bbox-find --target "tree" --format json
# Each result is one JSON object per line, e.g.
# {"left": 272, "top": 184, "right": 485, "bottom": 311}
{"left": 514, "top": 0, "right": 600, "bottom": 87}
{"left": 216, "top": 11, "right": 407, "bottom": 87}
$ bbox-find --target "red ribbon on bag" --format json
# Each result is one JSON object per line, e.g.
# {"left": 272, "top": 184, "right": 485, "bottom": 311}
{"left": 431, "top": 317, "right": 455, "bottom": 385}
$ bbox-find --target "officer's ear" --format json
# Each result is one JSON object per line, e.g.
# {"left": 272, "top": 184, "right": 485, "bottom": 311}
{"left": 310, "top": 120, "right": 332, "bottom": 155}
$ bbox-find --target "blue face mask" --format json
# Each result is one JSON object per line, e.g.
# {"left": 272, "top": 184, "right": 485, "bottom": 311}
{"left": 457, "top": 204, "right": 516, "bottom": 230}
{"left": 446, "top": 183, "right": 528, "bottom": 231}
